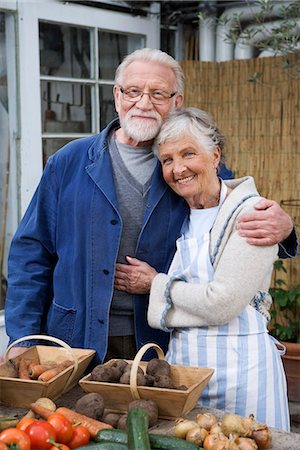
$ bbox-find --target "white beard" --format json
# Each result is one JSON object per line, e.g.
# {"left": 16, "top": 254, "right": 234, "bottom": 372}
{"left": 120, "top": 109, "right": 163, "bottom": 142}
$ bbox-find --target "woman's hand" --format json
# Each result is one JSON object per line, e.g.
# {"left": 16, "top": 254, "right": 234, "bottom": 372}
{"left": 237, "top": 198, "right": 293, "bottom": 246}
{"left": 114, "top": 256, "right": 158, "bottom": 294}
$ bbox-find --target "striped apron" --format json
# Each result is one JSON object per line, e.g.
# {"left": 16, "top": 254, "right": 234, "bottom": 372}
{"left": 165, "top": 187, "right": 290, "bottom": 431}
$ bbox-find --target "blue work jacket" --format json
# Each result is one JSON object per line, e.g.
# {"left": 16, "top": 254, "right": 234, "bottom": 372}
{"left": 6, "top": 120, "right": 191, "bottom": 362}
{"left": 5, "top": 119, "right": 296, "bottom": 362}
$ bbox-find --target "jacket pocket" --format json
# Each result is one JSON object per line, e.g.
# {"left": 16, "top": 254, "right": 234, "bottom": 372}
{"left": 46, "top": 300, "right": 77, "bottom": 344}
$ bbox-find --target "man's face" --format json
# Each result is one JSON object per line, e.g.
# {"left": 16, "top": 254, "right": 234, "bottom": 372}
{"left": 114, "top": 60, "right": 183, "bottom": 146}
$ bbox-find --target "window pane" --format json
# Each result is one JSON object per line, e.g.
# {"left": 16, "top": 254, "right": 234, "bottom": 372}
{"left": 98, "top": 31, "right": 145, "bottom": 79}
{"left": 42, "top": 137, "right": 74, "bottom": 164}
{"left": 99, "top": 85, "right": 117, "bottom": 129}
{"left": 39, "top": 22, "right": 91, "bottom": 78}
{"left": 41, "top": 81, "right": 92, "bottom": 133}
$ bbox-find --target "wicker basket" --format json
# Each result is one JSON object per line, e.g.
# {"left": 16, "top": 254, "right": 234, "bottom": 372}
{"left": 79, "top": 343, "right": 214, "bottom": 419}
{"left": 0, "top": 335, "right": 95, "bottom": 407}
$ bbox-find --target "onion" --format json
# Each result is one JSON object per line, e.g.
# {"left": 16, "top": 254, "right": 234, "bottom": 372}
{"left": 186, "top": 426, "right": 208, "bottom": 445}
{"left": 235, "top": 437, "right": 258, "bottom": 450}
{"left": 204, "top": 432, "right": 230, "bottom": 450}
{"left": 251, "top": 427, "right": 272, "bottom": 449}
{"left": 221, "top": 414, "right": 253, "bottom": 437}
{"left": 196, "top": 413, "right": 218, "bottom": 431}
{"left": 210, "top": 422, "right": 223, "bottom": 434}
{"left": 175, "top": 418, "right": 199, "bottom": 439}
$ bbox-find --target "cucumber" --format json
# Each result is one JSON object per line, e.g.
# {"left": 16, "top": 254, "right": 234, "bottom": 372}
{"left": 150, "top": 434, "right": 201, "bottom": 450}
{"left": 96, "top": 428, "right": 128, "bottom": 444}
{"left": 96, "top": 423, "right": 201, "bottom": 450}
{"left": 127, "top": 407, "right": 151, "bottom": 450}
{"left": 76, "top": 443, "right": 128, "bottom": 450}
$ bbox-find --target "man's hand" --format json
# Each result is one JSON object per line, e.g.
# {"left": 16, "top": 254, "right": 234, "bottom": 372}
{"left": 237, "top": 198, "right": 293, "bottom": 246}
{"left": 114, "top": 256, "right": 158, "bottom": 294}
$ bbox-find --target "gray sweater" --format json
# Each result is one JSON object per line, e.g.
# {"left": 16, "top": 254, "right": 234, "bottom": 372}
{"left": 148, "top": 176, "right": 278, "bottom": 330}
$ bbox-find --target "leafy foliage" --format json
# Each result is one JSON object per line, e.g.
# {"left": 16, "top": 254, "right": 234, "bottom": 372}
{"left": 198, "top": 0, "right": 300, "bottom": 79}
{"left": 269, "top": 260, "right": 300, "bottom": 343}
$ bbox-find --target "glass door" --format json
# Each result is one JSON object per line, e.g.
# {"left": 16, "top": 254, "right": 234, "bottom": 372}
{"left": 40, "top": 22, "right": 145, "bottom": 163}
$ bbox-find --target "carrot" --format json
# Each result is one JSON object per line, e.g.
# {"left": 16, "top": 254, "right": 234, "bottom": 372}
{"left": 38, "top": 360, "right": 73, "bottom": 382}
{"left": 30, "top": 404, "right": 112, "bottom": 438}
{"left": 28, "top": 363, "right": 57, "bottom": 379}
{"left": 18, "top": 358, "right": 31, "bottom": 380}
{"left": 29, "top": 403, "right": 54, "bottom": 419}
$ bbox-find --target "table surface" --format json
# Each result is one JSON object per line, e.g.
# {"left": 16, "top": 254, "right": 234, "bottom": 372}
{"left": 1, "top": 385, "right": 300, "bottom": 450}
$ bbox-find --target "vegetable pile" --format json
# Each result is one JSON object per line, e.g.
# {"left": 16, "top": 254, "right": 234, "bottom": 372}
{"left": 174, "top": 413, "right": 272, "bottom": 449}
{"left": 91, "top": 358, "right": 187, "bottom": 390}
{"left": 89, "top": 407, "right": 200, "bottom": 450}
{"left": 2, "top": 355, "right": 78, "bottom": 382}
{"left": 0, "top": 397, "right": 107, "bottom": 450}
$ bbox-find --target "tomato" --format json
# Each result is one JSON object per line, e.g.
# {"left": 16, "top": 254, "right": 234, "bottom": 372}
{"left": 47, "top": 413, "right": 73, "bottom": 444}
{"left": 0, "top": 442, "right": 8, "bottom": 450}
{"left": 49, "top": 445, "right": 70, "bottom": 450}
{"left": 17, "top": 417, "right": 37, "bottom": 432}
{"left": 0, "top": 428, "right": 31, "bottom": 450}
{"left": 67, "top": 425, "right": 90, "bottom": 449}
{"left": 26, "top": 420, "right": 57, "bottom": 449}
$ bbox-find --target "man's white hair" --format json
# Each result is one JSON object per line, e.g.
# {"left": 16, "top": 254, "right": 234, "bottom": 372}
{"left": 114, "top": 48, "right": 185, "bottom": 93}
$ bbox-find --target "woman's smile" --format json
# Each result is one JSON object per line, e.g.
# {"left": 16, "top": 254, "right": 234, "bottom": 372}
{"left": 176, "top": 175, "right": 195, "bottom": 184}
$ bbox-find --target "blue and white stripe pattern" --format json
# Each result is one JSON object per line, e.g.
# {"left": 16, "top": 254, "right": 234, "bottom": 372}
{"left": 164, "top": 181, "right": 290, "bottom": 431}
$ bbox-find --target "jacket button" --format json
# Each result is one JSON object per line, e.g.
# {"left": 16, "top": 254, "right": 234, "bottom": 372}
{"left": 103, "top": 269, "right": 109, "bottom": 275}
{"left": 110, "top": 219, "right": 117, "bottom": 225}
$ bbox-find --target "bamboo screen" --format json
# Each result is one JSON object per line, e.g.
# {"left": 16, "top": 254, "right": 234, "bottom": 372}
{"left": 181, "top": 55, "right": 299, "bottom": 288}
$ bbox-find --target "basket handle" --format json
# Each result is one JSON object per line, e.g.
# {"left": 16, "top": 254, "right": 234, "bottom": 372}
{"left": 5, "top": 335, "right": 79, "bottom": 393}
{"left": 129, "top": 343, "right": 165, "bottom": 400}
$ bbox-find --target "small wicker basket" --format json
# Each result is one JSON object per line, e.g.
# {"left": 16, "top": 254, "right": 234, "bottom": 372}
{"left": 79, "top": 343, "right": 214, "bottom": 419}
{"left": 0, "top": 335, "right": 95, "bottom": 407}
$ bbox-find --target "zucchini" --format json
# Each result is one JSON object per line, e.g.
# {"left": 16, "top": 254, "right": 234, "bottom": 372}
{"left": 96, "top": 423, "right": 201, "bottom": 450}
{"left": 127, "top": 407, "right": 151, "bottom": 450}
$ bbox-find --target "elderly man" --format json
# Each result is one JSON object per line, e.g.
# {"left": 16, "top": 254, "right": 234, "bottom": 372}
{"left": 4, "top": 48, "right": 297, "bottom": 363}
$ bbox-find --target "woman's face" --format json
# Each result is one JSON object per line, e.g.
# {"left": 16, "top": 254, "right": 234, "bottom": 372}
{"left": 159, "top": 134, "right": 221, "bottom": 208}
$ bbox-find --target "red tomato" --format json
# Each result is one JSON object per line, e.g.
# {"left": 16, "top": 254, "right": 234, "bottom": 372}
{"left": 47, "top": 413, "right": 73, "bottom": 444}
{"left": 0, "top": 428, "right": 31, "bottom": 450}
{"left": 0, "top": 442, "right": 8, "bottom": 450}
{"left": 67, "top": 425, "right": 90, "bottom": 449}
{"left": 49, "top": 445, "right": 70, "bottom": 450}
{"left": 17, "top": 417, "right": 37, "bottom": 432}
{"left": 26, "top": 420, "right": 57, "bottom": 449}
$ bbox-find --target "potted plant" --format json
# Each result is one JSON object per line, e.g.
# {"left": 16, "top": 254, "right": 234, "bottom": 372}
{"left": 269, "top": 260, "right": 300, "bottom": 402}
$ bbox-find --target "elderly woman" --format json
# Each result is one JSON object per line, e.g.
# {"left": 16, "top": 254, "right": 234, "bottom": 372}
{"left": 115, "top": 107, "right": 289, "bottom": 431}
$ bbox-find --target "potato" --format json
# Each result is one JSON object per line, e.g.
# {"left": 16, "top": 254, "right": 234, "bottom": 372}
{"left": 119, "top": 370, "right": 146, "bottom": 386}
{"left": 91, "top": 364, "right": 121, "bottom": 382}
{"left": 102, "top": 412, "right": 122, "bottom": 428}
{"left": 153, "top": 374, "right": 174, "bottom": 389}
{"left": 117, "top": 414, "right": 128, "bottom": 430}
{"left": 128, "top": 399, "right": 158, "bottom": 427}
{"left": 106, "top": 359, "right": 128, "bottom": 374}
{"left": 75, "top": 393, "right": 105, "bottom": 420}
{"left": 146, "top": 358, "right": 171, "bottom": 377}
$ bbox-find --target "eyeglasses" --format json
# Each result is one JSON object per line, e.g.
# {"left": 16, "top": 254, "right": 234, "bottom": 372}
{"left": 119, "top": 87, "right": 177, "bottom": 105}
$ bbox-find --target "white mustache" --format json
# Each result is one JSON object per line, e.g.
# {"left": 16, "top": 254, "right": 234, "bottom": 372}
{"left": 126, "top": 109, "right": 161, "bottom": 120}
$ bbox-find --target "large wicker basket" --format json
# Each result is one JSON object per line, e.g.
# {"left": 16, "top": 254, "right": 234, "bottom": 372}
{"left": 0, "top": 335, "right": 95, "bottom": 407}
{"left": 79, "top": 343, "right": 214, "bottom": 419}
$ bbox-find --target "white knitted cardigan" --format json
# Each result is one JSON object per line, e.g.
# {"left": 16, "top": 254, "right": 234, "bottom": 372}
{"left": 147, "top": 176, "right": 278, "bottom": 331}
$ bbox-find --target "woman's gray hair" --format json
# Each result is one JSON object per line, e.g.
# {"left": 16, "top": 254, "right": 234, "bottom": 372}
{"left": 154, "top": 107, "right": 225, "bottom": 164}
{"left": 114, "top": 48, "right": 185, "bottom": 94}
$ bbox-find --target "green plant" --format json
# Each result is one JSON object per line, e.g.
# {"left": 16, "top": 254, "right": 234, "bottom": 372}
{"left": 269, "top": 260, "right": 300, "bottom": 343}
